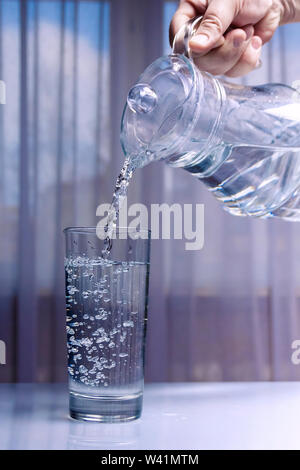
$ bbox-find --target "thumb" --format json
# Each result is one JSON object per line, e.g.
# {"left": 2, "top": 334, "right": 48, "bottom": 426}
{"left": 189, "top": 0, "right": 237, "bottom": 52}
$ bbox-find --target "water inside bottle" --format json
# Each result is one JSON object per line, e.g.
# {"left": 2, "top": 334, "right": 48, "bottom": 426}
{"left": 182, "top": 142, "right": 300, "bottom": 218}
{"left": 180, "top": 108, "right": 300, "bottom": 219}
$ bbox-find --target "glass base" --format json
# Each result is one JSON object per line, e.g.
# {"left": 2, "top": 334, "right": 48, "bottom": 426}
{"left": 69, "top": 392, "right": 143, "bottom": 423}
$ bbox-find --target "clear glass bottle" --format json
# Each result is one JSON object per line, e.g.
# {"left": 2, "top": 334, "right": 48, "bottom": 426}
{"left": 121, "top": 18, "right": 300, "bottom": 220}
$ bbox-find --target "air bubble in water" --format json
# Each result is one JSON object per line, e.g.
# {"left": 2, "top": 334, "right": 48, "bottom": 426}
{"left": 79, "top": 365, "right": 88, "bottom": 374}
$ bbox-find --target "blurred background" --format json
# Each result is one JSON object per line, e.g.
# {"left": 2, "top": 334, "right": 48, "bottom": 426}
{"left": 1, "top": 0, "right": 300, "bottom": 383}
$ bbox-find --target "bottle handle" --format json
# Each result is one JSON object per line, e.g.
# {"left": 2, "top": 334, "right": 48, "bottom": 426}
{"left": 172, "top": 16, "right": 203, "bottom": 60}
{"left": 172, "top": 16, "right": 236, "bottom": 63}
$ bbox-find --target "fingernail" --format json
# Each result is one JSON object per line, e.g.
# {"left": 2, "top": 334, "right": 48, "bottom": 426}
{"left": 233, "top": 37, "right": 243, "bottom": 48}
{"left": 190, "top": 33, "right": 209, "bottom": 47}
{"left": 251, "top": 37, "right": 262, "bottom": 50}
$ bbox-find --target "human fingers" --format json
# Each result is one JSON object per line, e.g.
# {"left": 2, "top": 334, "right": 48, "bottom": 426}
{"left": 192, "top": 25, "right": 254, "bottom": 75}
{"left": 225, "top": 35, "right": 263, "bottom": 77}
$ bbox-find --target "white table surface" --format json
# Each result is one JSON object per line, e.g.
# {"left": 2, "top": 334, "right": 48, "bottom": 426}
{"left": 0, "top": 382, "right": 299, "bottom": 450}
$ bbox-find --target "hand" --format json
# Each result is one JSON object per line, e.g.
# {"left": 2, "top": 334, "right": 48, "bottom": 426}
{"left": 170, "top": 0, "right": 285, "bottom": 77}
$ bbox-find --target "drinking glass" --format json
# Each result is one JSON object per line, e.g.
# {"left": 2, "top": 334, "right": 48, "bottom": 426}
{"left": 64, "top": 227, "right": 150, "bottom": 422}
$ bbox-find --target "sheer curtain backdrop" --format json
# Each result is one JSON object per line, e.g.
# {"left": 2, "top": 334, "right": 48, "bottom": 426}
{"left": 1, "top": 0, "right": 300, "bottom": 383}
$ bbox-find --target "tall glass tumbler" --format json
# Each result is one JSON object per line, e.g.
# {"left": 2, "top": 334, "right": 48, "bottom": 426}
{"left": 64, "top": 227, "right": 150, "bottom": 422}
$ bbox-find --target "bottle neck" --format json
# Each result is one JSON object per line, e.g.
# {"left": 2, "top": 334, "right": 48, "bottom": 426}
{"left": 164, "top": 71, "right": 225, "bottom": 174}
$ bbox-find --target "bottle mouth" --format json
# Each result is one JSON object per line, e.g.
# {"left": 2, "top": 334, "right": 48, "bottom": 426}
{"left": 121, "top": 54, "right": 201, "bottom": 162}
